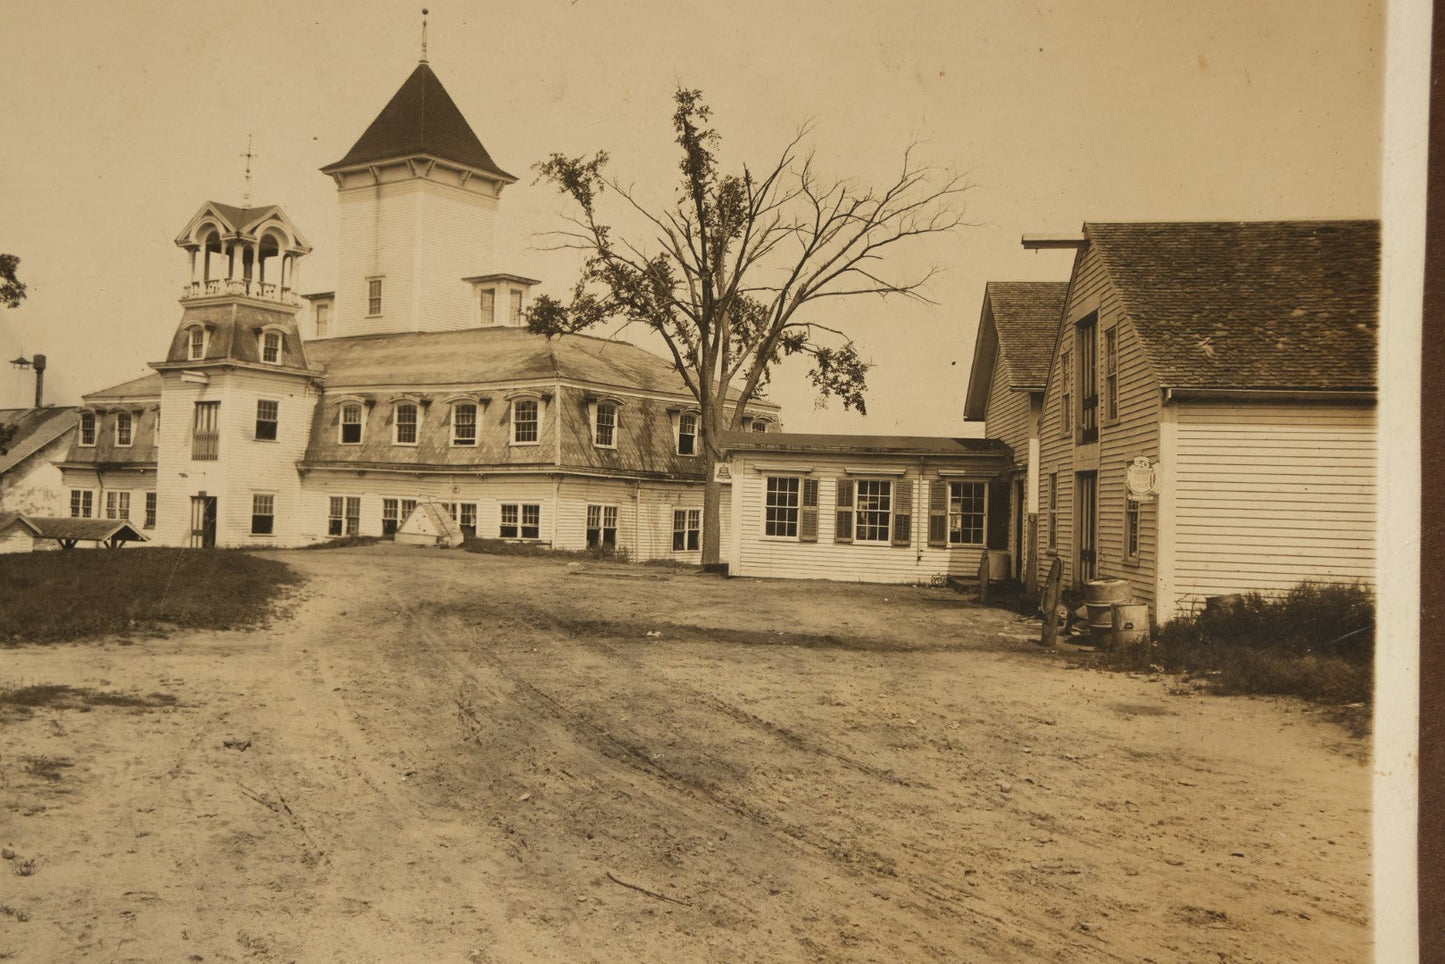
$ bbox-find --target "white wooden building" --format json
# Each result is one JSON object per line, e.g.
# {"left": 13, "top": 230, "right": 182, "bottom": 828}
{"left": 0, "top": 406, "right": 78, "bottom": 516}
{"left": 54, "top": 59, "right": 776, "bottom": 558}
{"left": 1024, "top": 220, "right": 1378, "bottom": 622}
{"left": 721, "top": 432, "right": 1012, "bottom": 584}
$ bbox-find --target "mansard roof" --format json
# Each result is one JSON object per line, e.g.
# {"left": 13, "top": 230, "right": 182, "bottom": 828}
{"left": 1085, "top": 220, "right": 1379, "bottom": 392}
{"left": 323, "top": 63, "right": 514, "bottom": 182}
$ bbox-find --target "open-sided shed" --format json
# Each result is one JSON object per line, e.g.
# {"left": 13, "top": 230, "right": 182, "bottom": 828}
{"left": 28, "top": 517, "right": 150, "bottom": 549}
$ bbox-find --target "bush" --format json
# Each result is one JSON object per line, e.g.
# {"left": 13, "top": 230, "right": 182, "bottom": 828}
{"left": 301, "top": 535, "right": 383, "bottom": 550}
{"left": 1102, "top": 581, "right": 1374, "bottom": 705}
{"left": 461, "top": 538, "right": 629, "bottom": 562}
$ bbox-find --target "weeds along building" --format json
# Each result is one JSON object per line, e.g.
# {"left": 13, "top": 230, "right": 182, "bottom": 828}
{"left": 56, "top": 60, "right": 778, "bottom": 556}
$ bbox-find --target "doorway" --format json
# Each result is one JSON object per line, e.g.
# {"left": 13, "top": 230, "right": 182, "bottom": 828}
{"left": 190, "top": 495, "right": 218, "bottom": 548}
{"left": 1075, "top": 472, "right": 1097, "bottom": 585}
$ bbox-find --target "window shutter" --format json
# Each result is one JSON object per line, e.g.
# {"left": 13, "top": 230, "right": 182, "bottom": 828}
{"left": 928, "top": 479, "right": 948, "bottom": 547}
{"left": 800, "top": 478, "right": 819, "bottom": 543}
{"left": 834, "top": 479, "right": 854, "bottom": 544}
{"left": 892, "top": 479, "right": 913, "bottom": 546}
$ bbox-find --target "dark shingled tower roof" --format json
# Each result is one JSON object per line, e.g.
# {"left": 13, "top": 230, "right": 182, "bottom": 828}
{"left": 323, "top": 63, "right": 514, "bottom": 182}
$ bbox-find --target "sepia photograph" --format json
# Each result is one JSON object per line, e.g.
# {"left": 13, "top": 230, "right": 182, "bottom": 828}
{"left": 0, "top": 1, "right": 1424, "bottom": 960}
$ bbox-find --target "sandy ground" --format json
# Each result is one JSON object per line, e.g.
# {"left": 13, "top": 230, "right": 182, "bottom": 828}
{"left": 0, "top": 544, "right": 1369, "bottom": 963}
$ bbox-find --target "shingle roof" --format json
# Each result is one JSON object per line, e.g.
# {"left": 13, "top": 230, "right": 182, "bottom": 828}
{"left": 1086, "top": 220, "right": 1379, "bottom": 391}
{"left": 720, "top": 432, "right": 1009, "bottom": 458}
{"left": 986, "top": 282, "right": 1068, "bottom": 389}
{"left": 0, "top": 511, "right": 40, "bottom": 535}
{"left": 0, "top": 407, "right": 78, "bottom": 474}
{"left": 83, "top": 373, "right": 162, "bottom": 401}
{"left": 26, "top": 517, "right": 148, "bottom": 543}
{"left": 323, "top": 63, "right": 514, "bottom": 181}
{"left": 207, "top": 203, "right": 282, "bottom": 235}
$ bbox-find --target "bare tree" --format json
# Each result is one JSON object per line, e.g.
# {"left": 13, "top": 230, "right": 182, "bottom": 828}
{"left": 529, "top": 89, "right": 967, "bottom": 564}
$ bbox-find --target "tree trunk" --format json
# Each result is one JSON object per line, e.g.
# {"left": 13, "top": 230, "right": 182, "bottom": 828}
{"left": 701, "top": 470, "right": 722, "bottom": 566}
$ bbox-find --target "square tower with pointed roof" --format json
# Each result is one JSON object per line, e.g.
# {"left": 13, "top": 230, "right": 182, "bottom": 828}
{"left": 322, "top": 62, "right": 517, "bottom": 338}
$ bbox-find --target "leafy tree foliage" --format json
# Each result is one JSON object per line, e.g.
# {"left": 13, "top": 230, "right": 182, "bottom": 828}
{"left": 0, "top": 254, "right": 26, "bottom": 309}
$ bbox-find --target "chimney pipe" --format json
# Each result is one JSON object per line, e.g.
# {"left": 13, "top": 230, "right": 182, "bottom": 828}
{"left": 32, "top": 353, "right": 45, "bottom": 408}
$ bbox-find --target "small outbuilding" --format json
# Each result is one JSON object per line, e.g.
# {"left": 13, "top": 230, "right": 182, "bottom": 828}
{"left": 28, "top": 517, "right": 150, "bottom": 550}
{"left": 395, "top": 501, "right": 466, "bottom": 548}
{"left": 0, "top": 511, "right": 44, "bottom": 553}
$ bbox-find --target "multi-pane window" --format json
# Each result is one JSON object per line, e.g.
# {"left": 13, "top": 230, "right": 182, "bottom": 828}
{"left": 1047, "top": 473, "right": 1059, "bottom": 549}
{"left": 451, "top": 502, "right": 477, "bottom": 539}
{"left": 328, "top": 495, "right": 361, "bottom": 536}
{"left": 1103, "top": 327, "right": 1118, "bottom": 422}
{"left": 751, "top": 419, "right": 769, "bottom": 433}
{"left": 251, "top": 493, "right": 275, "bottom": 535}
{"left": 854, "top": 480, "right": 892, "bottom": 542}
{"left": 594, "top": 403, "right": 616, "bottom": 448}
{"left": 400, "top": 498, "right": 417, "bottom": 521}
{"left": 509, "top": 290, "right": 524, "bottom": 326}
{"left": 1059, "top": 351, "right": 1072, "bottom": 436}
{"left": 587, "top": 504, "right": 618, "bottom": 549}
{"left": 115, "top": 412, "right": 133, "bottom": 446}
{"left": 382, "top": 498, "right": 399, "bottom": 536}
{"left": 512, "top": 399, "right": 539, "bottom": 443}
{"left": 677, "top": 412, "right": 697, "bottom": 456}
{"left": 367, "top": 278, "right": 383, "bottom": 316}
{"left": 192, "top": 401, "right": 220, "bottom": 460}
{"left": 673, "top": 508, "right": 700, "bottom": 551}
{"left": 452, "top": 403, "right": 477, "bottom": 445}
{"left": 105, "top": 491, "right": 130, "bottom": 520}
{"left": 315, "top": 302, "right": 330, "bottom": 337}
{"left": 260, "top": 330, "right": 282, "bottom": 364}
{"left": 764, "top": 476, "right": 801, "bottom": 537}
{"left": 394, "top": 403, "right": 418, "bottom": 444}
{"left": 255, "top": 400, "right": 279, "bottom": 441}
{"left": 188, "top": 326, "right": 206, "bottom": 360}
{"left": 500, "top": 503, "right": 541, "bottom": 539}
{"left": 1125, "top": 496, "right": 1141, "bottom": 562}
{"left": 144, "top": 491, "right": 156, "bottom": 529}
{"left": 947, "top": 482, "right": 986, "bottom": 545}
{"left": 340, "top": 403, "right": 363, "bottom": 444}
{"left": 1077, "top": 314, "right": 1098, "bottom": 442}
{"left": 79, "top": 412, "right": 96, "bottom": 446}
{"left": 479, "top": 288, "right": 496, "bottom": 324}
{"left": 69, "top": 489, "right": 93, "bottom": 518}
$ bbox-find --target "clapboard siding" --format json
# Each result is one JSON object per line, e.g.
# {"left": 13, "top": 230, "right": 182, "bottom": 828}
{"left": 729, "top": 454, "right": 994, "bottom": 583}
{"left": 984, "top": 347, "right": 1034, "bottom": 464}
{"left": 0, "top": 521, "right": 37, "bottom": 553}
{"left": 1171, "top": 403, "right": 1375, "bottom": 606}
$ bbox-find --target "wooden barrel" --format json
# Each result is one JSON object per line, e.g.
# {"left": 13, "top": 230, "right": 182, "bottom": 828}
{"left": 1084, "top": 578, "right": 1131, "bottom": 606}
{"left": 1112, "top": 603, "right": 1150, "bottom": 648}
{"left": 1085, "top": 602, "right": 1116, "bottom": 630}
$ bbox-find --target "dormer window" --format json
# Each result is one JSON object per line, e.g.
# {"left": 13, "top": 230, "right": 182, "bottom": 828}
{"left": 394, "top": 402, "right": 419, "bottom": 445}
{"left": 79, "top": 412, "right": 96, "bottom": 447}
{"left": 594, "top": 402, "right": 617, "bottom": 448}
{"left": 512, "top": 399, "right": 539, "bottom": 445}
{"left": 260, "top": 330, "right": 283, "bottom": 364}
{"left": 340, "top": 403, "right": 364, "bottom": 444}
{"left": 479, "top": 288, "right": 496, "bottom": 325}
{"left": 677, "top": 411, "right": 698, "bottom": 456}
{"left": 115, "top": 412, "right": 133, "bottom": 447}
{"left": 187, "top": 326, "right": 207, "bottom": 360}
{"left": 509, "top": 290, "right": 524, "bottom": 326}
{"left": 750, "top": 417, "right": 772, "bottom": 433}
{"left": 452, "top": 402, "right": 477, "bottom": 446}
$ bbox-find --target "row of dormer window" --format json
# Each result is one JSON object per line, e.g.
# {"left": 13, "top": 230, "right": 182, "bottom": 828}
{"left": 183, "top": 324, "right": 287, "bottom": 364}
{"left": 78, "top": 410, "right": 149, "bottom": 448}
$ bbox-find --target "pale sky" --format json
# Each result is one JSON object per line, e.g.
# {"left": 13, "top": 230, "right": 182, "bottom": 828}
{"left": 0, "top": 0, "right": 1388, "bottom": 433}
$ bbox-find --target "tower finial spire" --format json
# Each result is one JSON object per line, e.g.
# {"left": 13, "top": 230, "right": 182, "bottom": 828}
{"left": 420, "top": 8, "right": 429, "bottom": 64}
{"left": 240, "top": 134, "right": 256, "bottom": 207}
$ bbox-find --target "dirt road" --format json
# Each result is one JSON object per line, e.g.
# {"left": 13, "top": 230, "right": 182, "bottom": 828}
{"left": 1, "top": 545, "right": 1370, "bottom": 962}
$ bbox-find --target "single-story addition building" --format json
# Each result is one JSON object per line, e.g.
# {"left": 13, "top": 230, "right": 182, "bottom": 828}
{"left": 1023, "top": 220, "right": 1378, "bottom": 622}
{"left": 963, "top": 281, "right": 1069, "bottom": 589}
{"left": 721, "top": 432, "right": 1013, "bottom": 584}
{"left": 0, "top": 406, "right": 78, "bottom": 516}
{"left": 0, "top": 511, "right": 44, "bottom": 554}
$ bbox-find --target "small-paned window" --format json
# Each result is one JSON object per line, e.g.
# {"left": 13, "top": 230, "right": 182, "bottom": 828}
{"left": 480, "top": 288, "right": 496, "bottom": 324}
{"left": 367, "top": 278, "right": 383, "bottom": 316}
{"left": 855, "top": 480, "right": 892, "bottom": 543}
{"left": 672, "top": 508, "right": 701, "bottom": 552}
{"left": 115, "top": 412, "right": 133, "bottom": 446}
{"left": 452, "top": 403, "right": 477, "bottom": 445}
{"left": 340, "top": 403, "right": 363, "bottom": 444}
{"left": 764, "top": 477, "right": 800, "bottom": 537}
{"left": 255, "top": 400, "right": 279, "bottom": 441}
{"left": 509, "top": 290, "right": 524, "bottom": 326}
{"left": 329, "top": 495, "right": 361, "bottom": 536}
{"left": 1077, "top": 314, "right": 1098, "bottom": 442}
{"left": 394, "top": 403, "right": 418, "bottom": 445}
{"left": 751, "top": 418, "right": 769, "bottom": 433}
{"left": 594, "top": 403, "right": 617, "bottom": 448}
{"left": 512, "top": 399, "right": 539, "bottom": 444}
{"left": 451, "top": 502, "right": 477, "bottom": 539}
{"left": 382, "top": 498, "right": 399, "bottom": 536}
{"left": 500, "top": 503, "right": 541, "bottom": 539}
{"left": 587, "top": 504, "right": 618, "bottom": 549}
{"left": 188, "top": 326, "right": 206, "bottom": 360}
{"left": 144, "top": 491, "right": 156, "bottom": 529}
{"left": 79, "top": 412, "right": 96, "bottom": 446}
{"left": 251, "top": 493, "right": 275, "bottom": 535}
{"left": 677, "top": 412, "right": 697, "bottom": 456}
{"left": 260, "top": 330, "right": 283, "bottom": 364}
{"left": 1060, "top": 351, "right": 1072, "bottom": 436}
{"left": 1048, "top": 473, "right": 1059, "bottom": 549}
{"left": 1104, "top": 327, "right": 1118, "bottom": 422}
{"left": 947, "top": 481, "right": 987, "bottom": 545}
{"left": 104, "top": 491, "right": 130, "bottom": 520}
{"left": 192, "top": 401, "right": 220, "bottom": 461}
{"left": 70, "top": 489, "right": 93, "bottom": 518}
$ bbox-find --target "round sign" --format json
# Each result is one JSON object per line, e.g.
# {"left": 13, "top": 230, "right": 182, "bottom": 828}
{"left": 1125, "top": 457, "right": 1156, "bottom": 495}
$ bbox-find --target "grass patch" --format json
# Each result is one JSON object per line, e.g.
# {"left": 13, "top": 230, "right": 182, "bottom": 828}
{"left": 22, "top": 755, "right": 73, "bottom": 783}
{"left": 462, "top": 538, "right": 629, "bottom": 563}
{"left": 0, "top": 684, "right": 178, "bottom": 720}
{"left": 0, "top": 548, "right": 301, "bottom": 645}
{"left": 1101, "top": 582, "right": 1373, "bottom": 705}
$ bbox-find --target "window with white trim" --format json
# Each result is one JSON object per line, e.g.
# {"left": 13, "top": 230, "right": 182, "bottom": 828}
{"left": 394, "top": 402, "right": 419, "bottom": 445}
{"left": 586, "top": 504, "right": 618, "bottom": 549}
{"left": 673, "top": 508, "right": 700, "bottom": 551}
{"left": 1124, "top": 494, "right": 1141, "bottom": 563}
{"left": 315, "top": 301, "right": 330, "bottom": 337}
{"left": 115, "top": 412, "right": 133, "bottom": 447}
{"left": 449, "top": 502, "right": 477, "bottom": 539}
{"left": 500, "top": 503, "right": 541, "bottom": 539}
{"left": 452, "top": 403, "right": 477, "bottom": 445}
{"left": 144, "top": 491, "right": 156, "bottom": 529}
{"left": 946, "top": 481, "right": 986, "bottom": 545}
{"left": 677, "top": 412, "right": 697, "bottom": 456}
{"left": 255, "top": 399, "right": 278, "bottom": 441}
{"left": 251, "top": 493, "right": 275, "bottom": 535}
{"left": 367, "top": 277, "right": 383, "bottom": 316}
{"left": 69, "top": 489, "right": 93, "bottom": 518}
{"left": 104, "top": 491, "right": 130, "bottom": 521}
{"left": 382, "top": 498, "right": 399, "bottom": 536}
{"left": 79, "top": 412, "right": 96, "bottom": 447}
{"left": 260, "top": 330, "right": 282, "bottom": 364}
{"left": 765, "top": 477, "right": 801, "bottom": 537}
{"left": 509, "top": 289, "right": 524, "bottom": 326}
{"left": 479, "top": 288, "right": 496, "bottom": 325}
{"left": 328, "top": 495, "right": 361, "bottom": 536}
{"left": 192, "top": 401, "right": 220, "bottom": 460}
{"left": 594, "top": 402, "right": 617, "bottom": 448}
{"left": 1077, "top": 314, "right": 1098, "bottom": 443}
{"left": 188, "top": 326, "right": 207, "bottom": 360}
{"left": 854, "top": 480, "right": 893, "bottom": 543}
{"left": 750, "top": 418, "right": 770, "bottom": 433}
{"left": 340, "top": 403, "right": 363, "bottom": 444}
{"left": 512, "top": 399, "right": 539, "bottom": 444}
